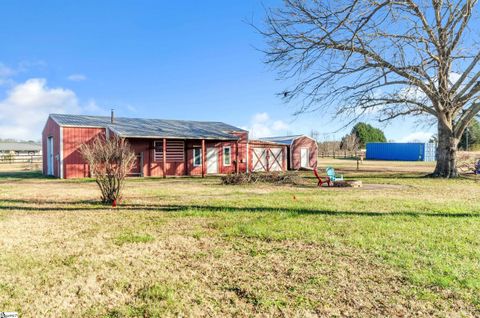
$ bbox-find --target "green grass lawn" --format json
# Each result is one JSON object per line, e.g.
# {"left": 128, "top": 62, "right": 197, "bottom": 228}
{"left": 0, "top": 159, "right": 479, "bottom": 317}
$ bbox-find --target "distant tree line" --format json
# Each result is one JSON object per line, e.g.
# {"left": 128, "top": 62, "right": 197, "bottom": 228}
{"left": 315, "top": 118, "right": 480, "bottom": 157}
{"left": 314, "top": 122, "right": 386, "bottom": 158}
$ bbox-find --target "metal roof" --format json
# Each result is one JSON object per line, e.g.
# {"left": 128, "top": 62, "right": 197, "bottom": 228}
{"left": 259, "top": 135, "right": 305, "bottom": 145}
{"left": 50, "top": 114, "right": 245, "bottom": 140}
{"left": 0, "top": 142, "right": 41, "bottom": 152}
{"left": 249, "top": 139, "right": 287, "bottom": 146}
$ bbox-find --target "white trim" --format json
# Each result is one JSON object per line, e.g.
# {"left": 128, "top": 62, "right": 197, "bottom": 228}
{"left": 193, "top": 147, "right": 202, "bottom": 166}
{"left": 223, "top": 146, "right": 231, "bottom": 166}
{"left": 59, "top": 126, "right": 64, "bottom": 179}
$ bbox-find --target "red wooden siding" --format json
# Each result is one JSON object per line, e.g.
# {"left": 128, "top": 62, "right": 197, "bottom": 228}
{"left": 291, "top": 136, "right": 318, "bottom": 170}
{"left": 44, "top": 119, "right": 250, "bottom": 179}
{"left": 186, "top": 140, "right": 241, "bottom": 175}
{"left": 62, "top": 127, "right": 106, "bottom": 178}
{"left": 231, "top": 131, "right": 248, "bottom": 173}
{"left": 126, "top": 136, "right": 248, "bottom": 178}
{"left": 42, "top": 117, "right": 61, "bottom": 177}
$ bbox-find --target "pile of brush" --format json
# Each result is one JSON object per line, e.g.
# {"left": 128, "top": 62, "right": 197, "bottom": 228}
{"left": 221, "top": 172, "right": 306, "bottom": 186}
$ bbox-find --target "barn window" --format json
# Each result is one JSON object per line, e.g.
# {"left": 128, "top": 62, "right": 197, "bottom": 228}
{"left": 223, "top": 146, "right": 231, "bottom": 166}
{"left": 154, "top": 140, "right": 185, "bottom": 162}
{"left": 154, "top": 141, "right": 164, "bottom": 161}
{"left": 193, "top": 148, "right": 202, "bottom": 166}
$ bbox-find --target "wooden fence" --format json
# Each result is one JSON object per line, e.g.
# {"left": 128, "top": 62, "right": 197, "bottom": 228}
{"left": 318, "top": 150, "right": 365, "bottom": 159}
{"left": 0, "top": 153, "right": 42, "bottom": 164}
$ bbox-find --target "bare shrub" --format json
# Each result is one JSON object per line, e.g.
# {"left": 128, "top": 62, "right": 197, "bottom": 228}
{"left": 80, "top": 135, "right": 136, "bottom": 204}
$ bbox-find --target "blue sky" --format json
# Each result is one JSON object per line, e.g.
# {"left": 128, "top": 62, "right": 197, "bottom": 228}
{"left": 0, "top": 0, "right": 434, "bottom": 141}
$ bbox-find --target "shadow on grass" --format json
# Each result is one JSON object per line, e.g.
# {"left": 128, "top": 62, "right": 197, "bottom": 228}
{"left": 0, "top": 170, "right": 45, "bottom": 179}
{"left": 0, "top": 200, "right": 478, "bottom": 218}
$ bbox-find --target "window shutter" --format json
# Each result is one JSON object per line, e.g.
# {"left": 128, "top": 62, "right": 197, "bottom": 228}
{"left": 154, "top": 141, "right": 163, "bottom": 161}
{"left": 154, "top": 140, "right": 185, "bottom": 162}
{"left": 166, "top": 140, "right": 184, "bottom": 162}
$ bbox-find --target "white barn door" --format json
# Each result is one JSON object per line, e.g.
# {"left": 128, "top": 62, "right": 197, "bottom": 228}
{"left": 300, "top": 148, "right": 309, "bottom": 168}
{"left": 47, "top": 136, "right": 54, "bottom": 176}
{"left": 251, "top": 147, "right": 284, "bottom": 172}
{"left": 252, "top": 148, "right": 267, "bottom": 172}
{"left": 268, "top": 148, "right": 283, "bottom": 171}
{"left": 206, "top": 148, "right": 218, "bottom": 174}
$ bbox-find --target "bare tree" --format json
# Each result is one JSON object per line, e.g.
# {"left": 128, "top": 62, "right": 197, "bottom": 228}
{"left": 310, "top": 129, "right": 320, "bottom": 141}
{"left": 260, "top": 0, "right": 480, "bottom": 177}
{"left": 80, "top": 135, "right": 136, "bottom": 204}
{"left": 318, "top": 140, "right": 341, "bottom": 157}
{"left": 341, "top": 133, "right": 360, "bottom": 156}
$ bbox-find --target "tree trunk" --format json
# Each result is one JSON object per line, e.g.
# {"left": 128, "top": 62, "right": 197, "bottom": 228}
{"left": 432, "top": 119, "right": 459, "bottom": 178}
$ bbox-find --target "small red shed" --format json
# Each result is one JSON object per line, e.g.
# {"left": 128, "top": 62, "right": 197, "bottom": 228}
{"left": 259, "top": 135, "right": 318, "bottom": 170}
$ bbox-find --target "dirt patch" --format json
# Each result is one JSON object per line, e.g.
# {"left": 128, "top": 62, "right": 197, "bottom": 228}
{"left": 318, "top": 183, "right": 409, "bottom": 191}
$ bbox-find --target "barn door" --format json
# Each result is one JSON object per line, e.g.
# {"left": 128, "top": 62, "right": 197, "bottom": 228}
{"left": 47, "top": 136, "right": 54, "bottom": 176}
{"left": 129, "top": 153, "right": 143, "bottom": 177}
{"left": 268, "top": 148, "right": 283, "bottom": 171}
{"left": 206, "top": 148, "right": 218, "bottom": 174}
{"left": 300, "top": 148, "right": 309, "bottom": 168}
{"left": 252, "top": 148, "right": 267, "bottom": 172}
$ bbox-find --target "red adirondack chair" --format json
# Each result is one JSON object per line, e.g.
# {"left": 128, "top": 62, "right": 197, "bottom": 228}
{"left": 313, "top": 168, "right": 332, "bottom": 187}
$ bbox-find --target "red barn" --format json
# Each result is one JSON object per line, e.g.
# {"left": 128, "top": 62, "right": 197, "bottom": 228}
{"left": 259, "top": 135, "right": 318, "bottom": 170}
{"left": 42, "top": 113, "right": 253, "bottom": 178}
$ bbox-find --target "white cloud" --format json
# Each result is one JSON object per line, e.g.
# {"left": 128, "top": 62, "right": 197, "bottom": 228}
{"left": 396, "top": 131, "right": 434, "bottom": 143}
{"left": 252, "top": 112, "right": 269, "bottom": 123}
{"left": 67, "top": 74, "right": 87, "bottom": 81}
{"left": 245, "top": 112, "right": 289, "bottom": 138}
{"left": 0, "top": 78, "right": 94, "bottom": 140}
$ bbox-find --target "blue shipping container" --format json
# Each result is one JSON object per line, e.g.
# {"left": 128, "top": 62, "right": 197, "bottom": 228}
{"left": 366, "top": 143, "right": 436, "bottom": 161}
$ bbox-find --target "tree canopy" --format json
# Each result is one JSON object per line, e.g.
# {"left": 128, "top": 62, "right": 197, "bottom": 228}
{"left": 351, "top": 123, "right": 387, "bottom": 148}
